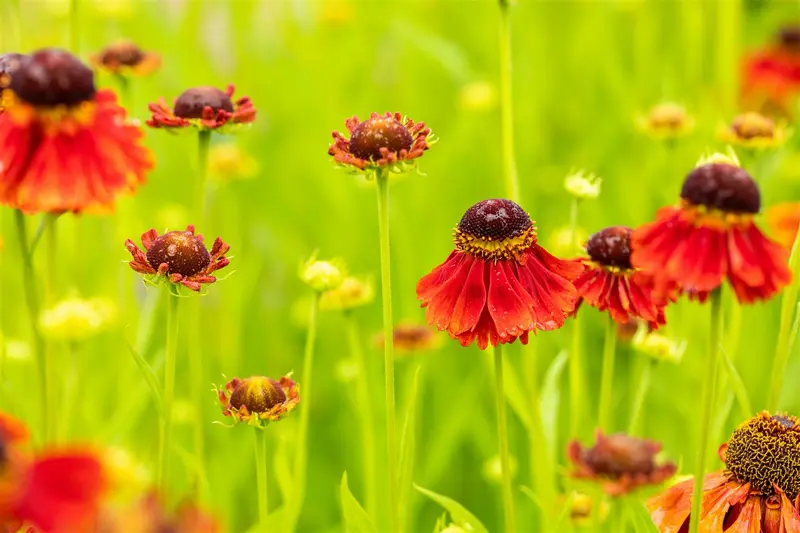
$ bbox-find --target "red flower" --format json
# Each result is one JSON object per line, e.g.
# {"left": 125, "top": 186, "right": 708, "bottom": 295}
{"left": 574, "top": 226, "right": 673, "bottom": 328}
{"left": 89, "top": 41, "right": 160, "bottom": 77}
{"left": 741, "top": 26, "right": 800, "bottom": 116}
{"left": 416, "top": 199, "right": 582, "bottom": 350}
{"left": 0, "top": 412, "right": 106, "bottom": 533}
{"left": 147, "top": 85, "right": 256, "bottom": 132}
{"left": 648, "top": 412, "right": 800, "bottom": 532}
{"left": 0, "top": 48, "right": 152, "bottom": 214}
{"left": 631, "top": 162, "right": 791, "bottom": 304}
{"left": 98, "top": 492, "right": 221, "bottom": 533}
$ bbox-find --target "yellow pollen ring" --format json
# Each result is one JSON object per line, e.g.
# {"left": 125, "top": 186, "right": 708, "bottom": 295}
{"left": 453, "top": 225, "right": 537, "bottom": 261}
{"left": 4, "top": 91, "right": 98, "bottom": 134}
{"left": 680, "top": 200, "right": 755, "bottom": 230}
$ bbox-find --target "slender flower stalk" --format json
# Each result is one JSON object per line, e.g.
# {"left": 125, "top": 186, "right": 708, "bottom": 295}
{"left": 494, "top": 345, "right": 516, "bottom": 533}
{"left": 497, "top": 0, "right": 519, "bottom": 203}
{"left": 524, "top": 343, "right": 554, "bottom": 528}
{"left": 598, "top": 315, "right": 618, "bottom": 430}
{"left": 254, "top": 428, "right": 268, "bottom": 523}
{"left": 688, "top": 289, "right": 723, "bottom": 533}
{"left": 70, "top": 0, "right": 80, "bottom": 52}
{"left": 627, "top": 356, "right": 653, "bottom": 435}
{"left": 569, "top": 198, "right": 583, "bottom": 438}
{"left": 195, "top": 131, "right": 212, "bottom": 221}
{"left": 44, "top": 214, "right": 59, "bottom": 442}
{"left": 375, "top": 167, "right": 399, "bottom": 533}
{"left": 158, "top": 285, "right": 180, "bottom": 489}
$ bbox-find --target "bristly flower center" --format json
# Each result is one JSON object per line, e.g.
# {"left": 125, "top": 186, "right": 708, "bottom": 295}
{"left": 680, "top": 163, "right": 760, "bottom": 214}
{"left": 586, "top": 226, "right": 634, "bottom": 270}
{"left": 348, "top": 116, "right": 413, "bottom": 161}
{"left": 731, "top": 112, "right": 775, "bottom": 140}
{"left": 173, "top": 86, "right": 234, "bottom": 119}
{"left": 230, "top": 377, "right": 287, "bottom": 413}
{"left": 454, "top": 199, "right": 536, "bottom": 260}
{"left": 724, "top": 412, "right": 800, "bottom": 499}
{"left": 10, "top": 48, "right": 96, "bottom": 107}
{"left": 584, "top": 434, "right": 656, "bottom": 478}
{"left": 99, "top": 42, "right": 145, "bottom": 67}
{"left": 146, "top": 231, "right": 211, "bottom": 277}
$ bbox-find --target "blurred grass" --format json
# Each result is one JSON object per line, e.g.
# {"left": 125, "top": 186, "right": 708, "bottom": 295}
{"left": 2, "top": 0, "right": 800, "bottom": 531}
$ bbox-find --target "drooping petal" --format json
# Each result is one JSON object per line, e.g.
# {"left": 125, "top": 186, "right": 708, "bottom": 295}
{"left": 487, "top": 260, "right": 534, "bottom": 339}
{"left": 725, "top": 496, "right": 762, "bottom": 533}
{"left": 449, "top": 258, "right": 487, "bottom": 335}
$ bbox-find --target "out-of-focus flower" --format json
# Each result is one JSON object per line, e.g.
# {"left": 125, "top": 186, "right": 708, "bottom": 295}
{"left": 564, "top": 170, "right": 602, "bottom": 200}
{"left": 417, "top": 199, "right": 582, "bottom": 349}
{"left": 125, "top": 225, "right": 231, "bottom": 292}
{"left": 741, "top": 25, "right": 800, "bottom": 117}
{"left": 0, "top": 411, "right": 107, "bottom": 532}
{"left": 637, "top": 102, "right": 694, "bottom": 140}
{"left": 320, "top": 276, "right": 374, "bottom": 312}
{"left": 39, "top": 296, "right": 116, "bottom": 342}
{"left": 373, "top": 323, "right": 442, "bottom": 354}
{"left": 649, "top": 411, "right": 800, "bottom": 531}
{"left": 0, "top": 53, "right": 25, "bottom": 112}
{"left": 573, "top": 226, "right": 674, "bottom": 329}
{"left": 632, "top": 327, "right": 686, "bottom": 364}
{"left": 102, "top": 447, "right": 150, "bottom": 501}
{"left": 563, "top": 492, "right": 609, "bottom": 526}
{"left": 147, "top": 85, "right": 256, "bottom": 132}
{"left": 301, "top": 256, "right": 344, "bottom": 293}
{"left": 97, "top": 492, "right": 221, "bottom": 533}
{"left": 89, "top": 41, "right": 160, "bottom": 77}
{"left": 547, "top": 225, "right": 588, "bottom": 258}
{"left": 718, "top": 111, "right": 789, "bottom": 149}
{"left": 459, "top": 81, "right": 498, "bottom": 112}
{"left": 482, "top": 453, "right": 517, "bottom": 484}
{"left": 328, "top": 112, "right": 434, "bottom": 175}
{"left": 215, "top": 375, "right": 300, "bottom": 428}
{"left": 632, "top": 159, "right": 791, "bottom": 304}
{"left": 0, "top": 48, "right": 152, "bottom": 214}
{"left": 208, "top": 143, "right": 259, "bottom": 183}
{"left": 766, "top": 201, "right": 800, "bottom": 248}
{"left": 568, "top": 431, "right": 676, "bottom": 497}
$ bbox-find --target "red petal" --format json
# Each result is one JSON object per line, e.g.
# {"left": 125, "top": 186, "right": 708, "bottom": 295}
{"left": 449, "top": 259, "right": 487, "bottom": 336}
{"left": 487, "top": 261, "right": 534, "bottom": 340}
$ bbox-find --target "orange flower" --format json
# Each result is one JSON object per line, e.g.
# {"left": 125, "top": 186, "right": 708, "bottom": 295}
{"left": 648, "top": 412, "right": 800, "bottom": 532}
{"left": 416, "top": 199, "right": 582, "bottom": 349}
{"left": 766, "top": 201, "right": 800, "bottom": 248}
{"left": 0, "top": 48, "right": 152, "bottom": 214}
{"left": 90, "top": 41, "right": 160, "bottom": 77}
{"left": 216, "top": 375, "right": 300, "bottom": 427}
{"left": 567, "top": 431, "right": 676, "bottom": 497}
{"left": 125, "top": 225, "right": 231, "bottom": 292}
{"left": 147, "top": 85, "right": 256, "bottom": 132}
{"left": 632, "top": 162, "right": 791, "bottom": 304}
{"left": 741, "top": 26, "right": 800, "bottom": 117}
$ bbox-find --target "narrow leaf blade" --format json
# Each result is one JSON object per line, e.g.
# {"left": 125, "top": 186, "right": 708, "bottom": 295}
{"left": 340, "top": 472, "right": 377, "bottom": 533}
{"left": 414, "top": 484, "right": 489, "bottom": 533}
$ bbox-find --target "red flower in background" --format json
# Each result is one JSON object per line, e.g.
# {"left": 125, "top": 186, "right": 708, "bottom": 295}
{"left": 573, "top": 226, "right": 673, "bottom": 328}
{"left": 0, "top": 412, "right": 106, "bottom": 533}
{"left": 741, "top": 25, "right": 800, "bottom": 116}
{"left": 0, "top": 48, "right": 152, "bottom": 214}
{"left": 766, "top": 201, "right": 800, "bottom": 249}
{"left": 632, "top": 162, "right": 791, "bottom": 304}
{"left": 416, "top": 199, "right": 582, "bottom": 349}
{"left": 147, "top": 85, "right": 255, "bottom": 132}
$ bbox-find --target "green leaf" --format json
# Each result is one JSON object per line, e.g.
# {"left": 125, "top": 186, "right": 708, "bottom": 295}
{"left": 340, "top": 472, "right": 377, "bottom": 533}
{"left": 398, "top": 366, "right": 421, "bottom": 532}
{"left": 124, "top": 335, "right": 164, "bottom": 418}
{"left": 414, "top": 484, "right": 489, "bottom": 533}
{"left": 540, "top": 350, "right": 568, "bottom": 461}
{"left": 719, "top": 345, "right": 752, "bottom": 419}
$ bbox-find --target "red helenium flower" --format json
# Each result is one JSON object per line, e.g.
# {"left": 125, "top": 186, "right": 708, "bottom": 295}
{"left": 0, "top": 48, "right": 152, "bottom": 214}
{"left": 147, "top": 85, "right": 256, "bottom": 132}
{"left": 631, "top": 162, "right": 791, "bottom": 304}
{"left": 574, "top": 226, "right": 673, "bottom": 328}
{"left": 741, "top": 26, "right": 800, "bottom": 116}
{"left": 416, "top": 199, "right": 582, "bottom": 349}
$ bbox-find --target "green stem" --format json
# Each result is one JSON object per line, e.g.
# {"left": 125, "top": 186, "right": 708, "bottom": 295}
{"left": 345, "top": 312, "right": 377, "bottom": 519}
{"left": 69, "top": 0, "right": 79, "bottom": 53}
{"left": 115, "top": 74, "right": 133, "bottom": 113}
{"left": 689, "top": 288, "right": 723, "bottom": 533}
{"left": 254, "top": 428, "right": 268, "bottom": 524}
{"left": 498, "top": 0, "right": 519, "bottom": 203}
{"left": 158, "top": 286, "right": 180, "bottom": 490}
{"left": 195, "top": 130, "right": 212, "bottom": 222}
{"left": 716, "top": 0, "right": 741, "bottom": 114}
{"left": 292, "top": 292, "right": 320, "bottom": 529}
{"left": 525, "top": 343, "right": 553, "bottom": 528}
{"left": 14, "top": 211, "right": 48, "bottom": 444}
{"left": 61, "top": 342, "right": 79, "bottom": 441}
{"left": 375, "top": 168, "right": 399, "bottom": 533}
{"left": 568, "top": 196, "right": 583, "bottom": 439}
{"left": 767, "top": 228, "right": 800, "bottom": 411}
{"left": 627, "top": 357, "right": 652, "bottom": 436}
{"left": 494, "top": 345, "right": 516, "bottom": 533}
{"left": 598, "top": 314, "right": 617, "bottom": 430}
{"left": 43, "top": 214, "right": 58, "bottom": 442}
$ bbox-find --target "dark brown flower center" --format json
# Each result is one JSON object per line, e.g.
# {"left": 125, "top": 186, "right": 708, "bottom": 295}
{"left": 731, "top": 112, "right": 775, "bottom": 140}
{"left": 99, "top": 41, "right": 145, "bottom": 67}
{"left": 10, "top": 48, "right": 95, "bottom": 107}
{"left": 0, "top": 53, "right": 25, "bottom": 89}
{"left": 146, "top": 231, "right": 211, "bottom": 277}
{"left": 585, "top": 434, "right": 656, "bottom": 478}
{"left": 230, "top": 377, "right": 286, "bottom": 413}
{"left": 173, "top": 87, "right": 234, "bottom": 119}
{"left": 586, "top": 226, "right": 633, "bottom": 269}
{"left": 780, "top": 25, "right": 800, "bottom": 51}
{"left": 348, "top": 116, "right": 413, "bottom": 161}
{"left": 457, "top": 199, "right": 532, "bottom": 241}
{"left": 680, "top": 163, "right": 760, "bottom": 214}
{"left": 724, "top": 412, "right": 800, "bottom": 499}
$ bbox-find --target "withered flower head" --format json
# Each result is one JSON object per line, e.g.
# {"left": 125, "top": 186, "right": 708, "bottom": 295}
{"left": 125, "top": 225, "right": 230, "bottom": 292}
{"left": 216, "top": 375, "right": 299, "bottom": 427}
{"left": 148, "top": 84, "right": 256, "bottom": 132}
{"left": 328, "top": 112, "right": 434, "bottom": 175}
{"left": 567, "top": 431, "right": 676, "bottom": 497}
{"left": 90, "top": 41, "right": 160, "bottom": 77}
{"left": 637, "top": 102, "right": 694, "bottom": 140}
{"left": 373, "top": 323, "right": 442, "bottom": 354}
{"left": 718, "top": 111, "right": 788, "bottom": 148}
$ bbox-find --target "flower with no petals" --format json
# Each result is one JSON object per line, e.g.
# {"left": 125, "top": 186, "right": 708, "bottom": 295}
{"left": 648, "top": 412, "right": 800, "bottom": 531}
{"left": 328, "top": 112, "right": 433, "bottom": 175}
{"left": 564, "top": 169, "right": 602, "bottom": 200}
{"left": 0, "top": 48, "right": 152, "bottom": 214}
{"left": 320, "top": 276, "right": 374, "bottom": 312}
{"left": 215, "top": 375, "right": 300, "bottom": 428}
{"left": 637, "top": 102, "right": 694, "bottom": 140}
{"left": 125, "top": 225, "right": 231, "bottom": 292}
{"left": 632, "top": 160, "right": 792, "bottom": 304}
{"left": 416, "top": 199, "right": 582, "bottom": 349}
{"left": 147, "top": 85, "right": 256, "bottom": 132}
{"left": 718, "top": 111, "right": 789, "bottom": 149}
{"left": 568, "top": 431, "right": 676, "bottom": 497}
{"left": 90, "top": 41, "right": 160, "bottom": 77}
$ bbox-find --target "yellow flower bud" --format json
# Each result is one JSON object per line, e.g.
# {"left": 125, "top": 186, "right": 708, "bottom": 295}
{"left": 320, "top": 276, "right": 374, "bottom": 312}
{"left": 459, "top": 81, "right": 498, "bottom": 112}
{"left": 39, "top": 296, "right": 116, "bottom": 342}
{"left": 208, "top": 143, "right": 259, "bottom": 183}
{"left": 632, "top": 328, "right": 686, "bottom": 364}
{"left": 564, "top": 170, "right": 602, "bottom": 200}
{"left": 301, "top": 256, "right": 344, "bottom": 292}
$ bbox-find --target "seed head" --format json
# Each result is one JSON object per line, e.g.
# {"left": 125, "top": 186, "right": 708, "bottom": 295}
{"left": 98, "top": 41, "right": 145, "bottom": 68}
{"left": 10, "top": 48, "right": 95, "bottom": 107}
{"left": 586, "top": 226, "right": 633, "bottom": 269}
{"left": 731, "top": 112, "right": 776, "bottom": 140}
{"left": 457, "top": 199, "right": 532, "bottom": 241}
{"left": 173, "top": 86, "right": 234, "bottom": 119}
{"left": 229, "top": 377, "right": 287, "bottom": 414}
{"left": 348, "top": 115, "right": 413, "bottom": 162}
{"left": 680, "top": 163, "right": 760, "bottom": 214}
{"left": 145, "top": 230, "right": 211, "bottom": 277}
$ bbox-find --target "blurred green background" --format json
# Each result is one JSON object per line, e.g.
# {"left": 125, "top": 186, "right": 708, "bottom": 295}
{"left": 2, "top": 0, "right": 800, "bottom": 531}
